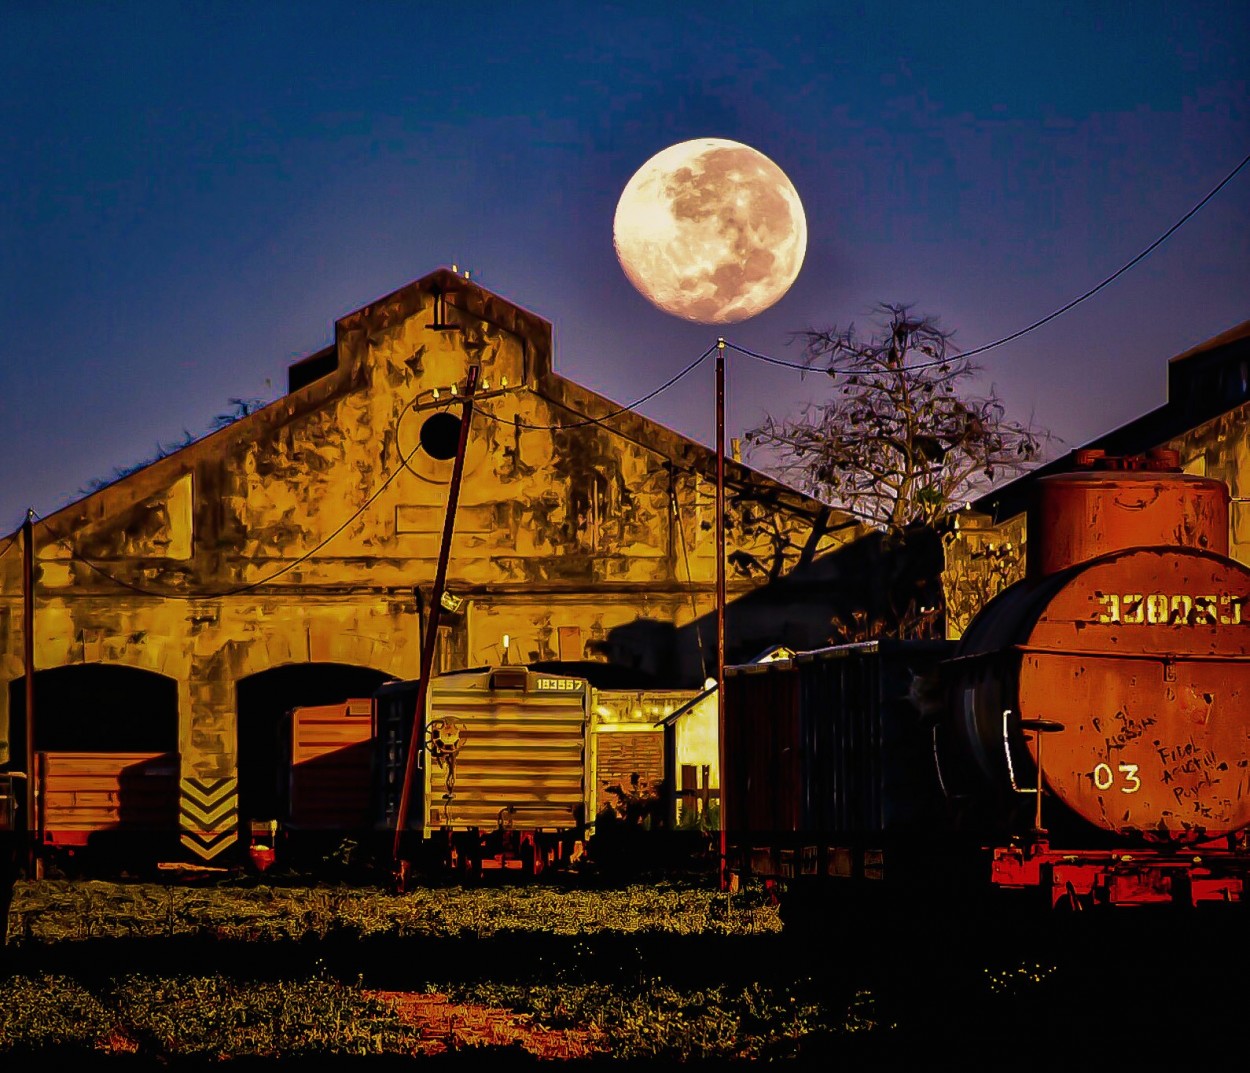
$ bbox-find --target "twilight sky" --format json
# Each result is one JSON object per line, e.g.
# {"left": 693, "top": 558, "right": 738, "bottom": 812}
{"left": 2, "top": 1, "right": 1247, "bottom": 533}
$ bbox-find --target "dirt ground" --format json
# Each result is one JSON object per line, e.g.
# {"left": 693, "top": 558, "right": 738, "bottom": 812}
{"left": 365, "top": 991, "right": 608, "bottom": 1060}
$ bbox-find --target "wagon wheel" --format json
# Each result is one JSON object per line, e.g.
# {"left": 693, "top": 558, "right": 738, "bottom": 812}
{"left": 424, "top": 717, "right": 465, "bottom": 766}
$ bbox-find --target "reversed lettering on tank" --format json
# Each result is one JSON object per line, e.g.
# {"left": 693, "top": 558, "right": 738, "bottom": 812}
{"left": 1095, "top": 593, "right": 1244, "bottom": 625}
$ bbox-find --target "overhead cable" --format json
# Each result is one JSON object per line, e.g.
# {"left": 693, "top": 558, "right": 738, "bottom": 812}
{"left": 730, "top": 147, "right": 1250, "bottom": 374}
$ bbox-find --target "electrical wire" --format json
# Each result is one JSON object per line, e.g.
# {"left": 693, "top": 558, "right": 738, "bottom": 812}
{"left": 20, "top": 342, "right": 727, "bottom": 599}
{"left": 26, "top": 141, "right": 1238, "bottom": 596}
{"left": 474, "top": 344, "right": 716, "bottom": 431}
{"left": 33, "top": 434, "right": 427, "bottom": 599}
{"left": 671, "top": 481, "right": 710, "bottom": 684}
{"left": 728, "top": 148, "right": 1250, "bottom": 375}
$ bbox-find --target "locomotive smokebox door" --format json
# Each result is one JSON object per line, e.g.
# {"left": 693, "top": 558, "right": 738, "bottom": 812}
{"left": 951, "top": 548, "right": 1250, "bottom": 844}
{"left": 1019, "top": 548, "right": 1250, "bottom": 843}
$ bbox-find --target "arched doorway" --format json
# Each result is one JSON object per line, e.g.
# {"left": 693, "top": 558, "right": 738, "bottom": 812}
{"left": 6, "top": 664, "right": 178, "bottom": 767}
{"left": 234, "top": 663, "right": 391, "bottom": 831}
{"left": 5, "top": 665, "right": 180, "bottom": 871}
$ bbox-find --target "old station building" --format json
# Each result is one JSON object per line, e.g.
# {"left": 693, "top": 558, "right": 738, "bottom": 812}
{"left": 0, "top": 268, "right": 861, "bottom": 861}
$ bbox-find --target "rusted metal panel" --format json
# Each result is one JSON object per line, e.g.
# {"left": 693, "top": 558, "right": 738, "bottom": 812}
{"left": 285, "top": 699, "right": 374, "bottom": 830}
{"left": 949, "top": 546, "right": 1250, "bottom": 844}
{"left": 36, "top": 751, "right": 179, "bottom": 845}
{"left": 1026, "top": 453, "right": 1230, "bottom": 580}
{"left": 1023, "top": 548, "right": 1250, "bottom": 842}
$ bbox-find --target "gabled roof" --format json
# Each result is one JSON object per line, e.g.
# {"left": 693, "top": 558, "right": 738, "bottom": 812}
{"left": 972, "top": 317, "right": 1250, "bottom": 522}
{"left": 32, "top": 268, "right": 845, "bottom": 540}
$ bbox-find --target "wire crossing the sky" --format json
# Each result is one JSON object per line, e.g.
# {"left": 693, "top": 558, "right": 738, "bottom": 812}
{"left": 729, "top": 147, "right": 1250, "bottom": 374}
{"left": 6, "top": 146, "right": 1245, "bottom": 549}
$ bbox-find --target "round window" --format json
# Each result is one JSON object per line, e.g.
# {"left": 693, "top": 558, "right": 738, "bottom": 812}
{"left": 419, "top": 412, "right": 462, "bottom": 460}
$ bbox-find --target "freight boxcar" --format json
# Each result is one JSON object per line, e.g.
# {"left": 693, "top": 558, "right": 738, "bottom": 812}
{"left": 273, "top": 698, "right": 375, "bottom": 868}
{"left": 722, "top": 642, "right": 964, "bottom": 912}
{"left": 33, "top": 751, "right": 181, "bottom": 874}
{"left": 375, "top": 665, "right": 591, "bottom": 876}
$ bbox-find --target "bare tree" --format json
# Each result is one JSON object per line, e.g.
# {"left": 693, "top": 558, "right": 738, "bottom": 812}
{"left": 745, "top": 304, "right": 1052, "bottom": 638}
{"left": 746, "top": 304, "right": 1049, "bottom": 535}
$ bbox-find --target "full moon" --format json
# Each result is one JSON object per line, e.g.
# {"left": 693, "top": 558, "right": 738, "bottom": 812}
{"left": 613, "top": 138, "right": 807, "bottom": 324}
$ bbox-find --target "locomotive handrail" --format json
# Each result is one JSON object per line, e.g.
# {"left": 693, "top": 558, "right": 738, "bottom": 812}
{"left": 1002, "top": 710, "right": 1037, "bottom": 795}
{"left": 1020, "top": 718, "right": 1065, "bottom": 732}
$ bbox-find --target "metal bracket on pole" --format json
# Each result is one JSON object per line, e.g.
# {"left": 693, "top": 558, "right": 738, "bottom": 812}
{"left": 391, "top": 366, "right": 480, "bottom": 890}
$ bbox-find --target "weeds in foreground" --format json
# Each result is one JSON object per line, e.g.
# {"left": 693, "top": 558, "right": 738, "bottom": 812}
{"left": 0, "top": 971, "right": 424, "bottom": 1059}
{"left": 0, "top": 970, "right": 891, "bottom": 1062}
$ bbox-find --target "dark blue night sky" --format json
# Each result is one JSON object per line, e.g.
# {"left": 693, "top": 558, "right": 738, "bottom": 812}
{"left": 2, "top": 1, "right": 1247, "bottom": 528}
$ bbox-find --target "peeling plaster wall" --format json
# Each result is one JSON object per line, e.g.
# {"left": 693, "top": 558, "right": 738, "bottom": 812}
{"left": 0, "top": 271, "right": 854, "bottom": 791}
{"left": 1170, "top": 401, "right": 1250, "bottom": 564}
{"left": 940, "top": 403, "right": 1250, "bottom": 641}
{"left": 941, "top": 511, "right": 1027, "bottom": 640}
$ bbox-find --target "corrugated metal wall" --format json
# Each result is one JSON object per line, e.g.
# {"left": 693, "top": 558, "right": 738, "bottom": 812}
{"left": 424, "top": 668, "right": 589, "bottom": 837}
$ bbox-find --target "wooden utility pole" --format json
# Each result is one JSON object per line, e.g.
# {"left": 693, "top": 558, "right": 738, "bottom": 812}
{"left": 21, "top": 510, "right": 37, "bottom": 878}
{"left": 392, "top": 365, "right": 479, "bottom": 888}
{"left": 715, "top": 339, "right": 727, "bottom": 890}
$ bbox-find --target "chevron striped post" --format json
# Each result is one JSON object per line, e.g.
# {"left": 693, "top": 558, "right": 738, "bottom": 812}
{"left": 179, "top": 776, "right": 239, "bottom": 860}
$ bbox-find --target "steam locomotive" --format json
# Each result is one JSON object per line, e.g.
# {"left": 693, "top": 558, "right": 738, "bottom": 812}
{"left": 721, "top": 449, "right": 1250, "bottom": 912}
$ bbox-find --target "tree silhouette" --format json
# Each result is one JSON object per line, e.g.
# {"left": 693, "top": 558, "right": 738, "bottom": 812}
{"left": 746, "top": 304, "right": 1053, "bottom": 637}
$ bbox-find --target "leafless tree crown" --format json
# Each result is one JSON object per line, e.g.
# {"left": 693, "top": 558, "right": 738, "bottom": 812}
{"left": 745, "top": 304, "right": 1051, "bottom": 535}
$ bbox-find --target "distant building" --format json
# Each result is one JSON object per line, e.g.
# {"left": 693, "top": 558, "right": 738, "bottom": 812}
{"left": 942, "top": 319, "right": 1250, "bottom": 636}
{"left": 0, "top": 268, "right": 863, "bottom": 860}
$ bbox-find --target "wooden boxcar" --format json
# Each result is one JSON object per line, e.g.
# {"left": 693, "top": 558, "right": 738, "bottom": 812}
{"left": 375, "top": 665, "right": 591, "bottom": 875}
{"left": 274, "top": 698, "right": 375, "bottom": 866}
{"left": 34, "top": 751, "right": 181, "bottom": 871}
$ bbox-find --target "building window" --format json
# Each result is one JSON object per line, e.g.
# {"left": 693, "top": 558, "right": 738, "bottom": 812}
{"left": 558, "top": 626, "right": 583, "bottom": 661}
{"left": 571, "top": 470, "right": 611, "bottom": 551}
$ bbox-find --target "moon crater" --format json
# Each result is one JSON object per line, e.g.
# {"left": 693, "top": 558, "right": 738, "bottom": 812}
{"left": 613, "top": 139, "right": 807, "bottom": 324}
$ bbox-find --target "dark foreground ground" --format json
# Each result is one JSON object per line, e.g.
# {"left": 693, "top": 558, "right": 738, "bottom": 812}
{"left": 2, "top": 871, "right": 1244, "bottom": 1068}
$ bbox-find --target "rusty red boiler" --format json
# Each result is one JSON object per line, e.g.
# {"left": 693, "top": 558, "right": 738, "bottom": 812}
{"left": 946, "top": 448, "right": 1250, "bottom": 845}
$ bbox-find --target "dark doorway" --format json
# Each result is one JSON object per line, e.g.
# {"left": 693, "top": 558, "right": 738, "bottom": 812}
{"left": 235, "top": 663, "right": 391, "bottom": 828}
{"left": 5, "top": 664, "right": 178, "bottom": 769}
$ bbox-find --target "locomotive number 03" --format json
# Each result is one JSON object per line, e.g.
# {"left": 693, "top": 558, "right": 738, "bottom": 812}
{"left": 1092, "top": 762, "right": 1141, "bottom": 794}
{"left": 1096, "top": 592, "right": 1244, "bottom": 625}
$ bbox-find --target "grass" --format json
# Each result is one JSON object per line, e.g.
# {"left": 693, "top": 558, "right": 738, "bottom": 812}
{"left": 5, "top": 876, "right": 783, "bottom": 945}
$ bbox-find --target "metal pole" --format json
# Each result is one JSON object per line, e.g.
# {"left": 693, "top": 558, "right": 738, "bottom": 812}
{"left": 715, "top": 339, "right": 727, "bottom": 890}
{"left": 21, "top": 510, "right": 36, "bottom": 877}
{"left": 392, "top": 365, "right": 480, "bottom": 882}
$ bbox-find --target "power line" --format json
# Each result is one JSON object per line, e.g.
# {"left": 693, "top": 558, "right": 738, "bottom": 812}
{"left": 954, "top": 148, "right": 1250, "bottom": 360}
{"left": 33, "top": 434, "right": 426, "bottom": 600}
{"left": 474, "top": 344, "right": 717, "bottom": 432}
{"left": 17, "top": 146, "right": 1244, "bottom": 593}
{"left": 730, "top": 148, "right": 1250, "bottom": 374}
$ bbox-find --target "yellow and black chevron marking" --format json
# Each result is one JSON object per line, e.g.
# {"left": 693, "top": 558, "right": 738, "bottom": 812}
{"left": 179, "top": 776, "right": 239, "bottom": 860}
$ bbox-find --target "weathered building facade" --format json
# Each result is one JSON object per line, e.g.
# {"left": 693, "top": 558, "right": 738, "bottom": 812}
{"left": 942, "top": 319, "right": 1250, "bottom": 636}
{"left": 0, "top": 268, "right": 860, "bottom": 860}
